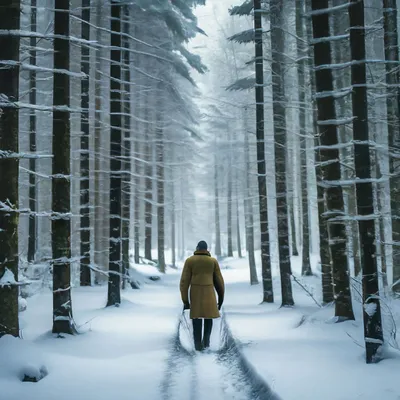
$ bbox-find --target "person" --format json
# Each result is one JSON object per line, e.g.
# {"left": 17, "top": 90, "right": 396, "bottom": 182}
{"left": 179, "top": 240, "right": 225, "bottom": 351}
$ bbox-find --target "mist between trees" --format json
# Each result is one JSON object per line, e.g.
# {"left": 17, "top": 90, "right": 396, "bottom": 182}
{"left": 1, "top": 0, "right": 400, "bottom": 365}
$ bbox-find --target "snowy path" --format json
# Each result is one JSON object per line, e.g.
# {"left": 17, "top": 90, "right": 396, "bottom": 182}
{"left": 0, "top": 266, "right": 280, "bottom": 400}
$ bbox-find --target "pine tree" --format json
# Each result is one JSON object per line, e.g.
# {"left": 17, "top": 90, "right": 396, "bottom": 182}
{"left": 243, "top": 107, "right": 258, "bottom": 285}
{"left": 52, "top": 0, "right": 76, "bottom": 334}
{"left": 270, "top": 0, "right": 294, "bottom": 306}
{"left": 0, "top": 0, "right": 21, "bottom": 338}
{"left": 296, "top": 0, "right": 312, "bottom": 276}
{"left": 311, "top": 0, "right": 354, "bottom": 320}
{"left": 79, "top": 0, "right": 91, "bottom": 286}
{"left": 382, "top": 0, "right": 400, "bottom": 292}
{"left": 28, "top": 0, "right": 37, "bottom": 263}
{"left": 349, "top": 0, "right": 383, "bottom": 363}
{"left": 121, "top": 4, "right": 132, "bottom": 287}
{"left": 107, "top": 1, "right": 122, "bottom": 307}
{"left": 253, "top": 0, "right": 273, "bottom": 302}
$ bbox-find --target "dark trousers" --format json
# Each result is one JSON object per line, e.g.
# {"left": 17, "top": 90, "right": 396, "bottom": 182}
{"left": 192, "top": 319, "right": 213, "bottom": 351}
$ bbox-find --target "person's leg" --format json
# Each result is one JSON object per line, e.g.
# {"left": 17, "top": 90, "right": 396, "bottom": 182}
{"left": 192, "top": 319, "right": 203, "bottom": 351}
{"left": 203, "top": 319, "right": 213, "bottom": 348}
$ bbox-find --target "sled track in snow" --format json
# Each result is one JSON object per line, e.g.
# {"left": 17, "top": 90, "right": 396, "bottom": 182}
{"left": 160, "top": 314, "right": 281, "bottom": 400}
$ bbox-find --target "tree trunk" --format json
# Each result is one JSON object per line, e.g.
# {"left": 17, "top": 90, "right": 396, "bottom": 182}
{"left": 171, "top": 179, "right": 176, "bottom": 268}
{"left": 94, "top": 0, "right": 104, "bottom": 284}
{"left": 107, "top": 1, "right": 122, "bottom": 307}
{"left": 121, "top": 5, "right": 131, "bottom": 289}
{"left": 289, "top": 203, "right": 299, "bottom": 256}
{"left": 133, "top": 87, "right": 141, "bottom": 266}
{"left": 236, "top": 185, "right": 243, "bottom": 258}
{"left": 271, "top": 0, "right": 294, "bottom": 307}
{"left": 0, "top": 0, "right": 20, "bottom": 338}
{"left": 349, "top": 0, "right": 383, "bottom": 363}
{"left": 311, "top": 0, "right": 354, "bottom": 320}
{"left": 383, "top": 0, "right": 400, "bottom": 291}
{"left": 52, "top": 0, "right": 76, "bottom": 334}
{"left": 254, "top": 0, "right": 273, "bottom": 303}
{"left": 296, "top": 0, "right": 312, "bottom": 276}
{"left": 79, "top": 0, "right": 91, "bottom": 286}
{"left": 243, "top": 108, "right": 258, "bottom": 285}
{"left": 156, "top": 100, "right": 166, "bottom": 273}
{"left": 305, "top": 0, "right": 333, "bottom": 303}
{"left": 227, "top": 130, "right": 233, "bottom": 257}
{"left": 144, "top": 92, "right": 153, "bottom": 262}
{"left": 214, "top": 153, "right": 222, "bottom": 257}
{"left": 28, "top": 0, "right": 37, "bottom": 264}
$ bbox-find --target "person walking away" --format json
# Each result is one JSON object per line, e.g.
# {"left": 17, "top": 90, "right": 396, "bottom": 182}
{"left": 180, "top": 240, "right": 225, "bottom": 351}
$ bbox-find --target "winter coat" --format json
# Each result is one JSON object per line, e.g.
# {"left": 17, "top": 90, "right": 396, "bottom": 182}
{"left": 180, "top": 250, "right": 225, "bottom": 319}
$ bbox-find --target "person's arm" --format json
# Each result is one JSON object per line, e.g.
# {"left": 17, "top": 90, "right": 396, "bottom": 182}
{"left": 213, "top": 261, "right": 225, "bottom": 309}
{"left": 180, "top": 260, "right": 192, "bottom": 308}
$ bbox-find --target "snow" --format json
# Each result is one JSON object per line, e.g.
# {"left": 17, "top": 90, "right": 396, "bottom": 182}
{"left": 1, "top": 252, "right": 400, "bottom": 399}
{"left": 0, "top": 268, "right": 17, "bottom": 287}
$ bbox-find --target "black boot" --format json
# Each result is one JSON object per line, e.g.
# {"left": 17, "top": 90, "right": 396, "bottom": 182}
{"left": 203, "top": 319, "right": 213, "bottom": 349}
{"left": 192, "top": 319, "right": 203, "bottom": 351}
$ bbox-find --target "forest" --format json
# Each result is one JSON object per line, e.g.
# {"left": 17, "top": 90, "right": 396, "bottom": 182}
{"left": 1, "top": 0, "right": 400, "bottom": 399}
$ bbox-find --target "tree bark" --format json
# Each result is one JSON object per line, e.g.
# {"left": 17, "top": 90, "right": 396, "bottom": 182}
{"left": 144, "top": 92, "right": 153, "bottom": 262}
{"left": 254, "top": 0, "right": 273, "bottom": 303}
{"left": 311, "top": 0, "right": 354, "bottom": 320}
{"left": 236, "top": 184, "right": 243, "bottom": 258}
{"left": 227, "top": 130, "right": 233, "bottom": 257}
{"left": 214, "top": 152, "right": 222, "bottom": 257}
{"left": 28, "top": 0, "right": 37, "bottom": 264}
{"left": 121, "top": 5, "right": 131, "bottom": 289}
{"left": 296, "top": 0, "right": 312, "bottom": 276}
{"left": 79, "top": 0, "right": 91, "bottom": 286}
{"left": 107, "top": 1, "right": 122, "bottom": 307}
{"left": 243, "top": 108, "right": 258, "bottom": 285}
{"left": 94, "top": 0, "right": 104, "bottom": 284}
{"left": 52, "top": 0, "right": 76, "bottom": 334}
{"left": 271, "top": 0, "right": 294, "bottom": 307}
{"left": 305, "top": 0, "right": 333, "bottom": 303}
{"left": 0, "top": 0, "right": 20, "bottom": 338}
{"left": 383, "top": 0, "right": 400, "bottom": 291}
{"left": 156, "top": 95, "right": 166, "bottom": 273}
{"left": 349, "top": 0, "right": 383, "bottom": 363}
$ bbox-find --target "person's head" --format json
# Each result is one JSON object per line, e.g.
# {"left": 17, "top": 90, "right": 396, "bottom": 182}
{"left": 196, "top": 240, "right": 208, "bottom": 251}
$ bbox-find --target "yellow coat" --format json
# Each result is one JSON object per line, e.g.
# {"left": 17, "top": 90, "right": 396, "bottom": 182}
{"left": 180, "top": 250, "right": 225, "bottom": 319}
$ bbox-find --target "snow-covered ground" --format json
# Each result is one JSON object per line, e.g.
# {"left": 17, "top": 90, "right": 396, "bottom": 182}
{"left": 1, "top": 253, "right": 400, "bottom": 400}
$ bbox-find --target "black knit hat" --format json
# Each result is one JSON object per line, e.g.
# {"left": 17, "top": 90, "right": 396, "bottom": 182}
{"left": 196, "top": 240, "right": 208, "bottom": 251}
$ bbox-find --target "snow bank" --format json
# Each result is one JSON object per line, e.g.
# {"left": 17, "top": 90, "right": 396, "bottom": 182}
{"left": 0, "top": 335, "right": 48, "bottom": 382}
{"left": 224, "top": 254, "right": 400, "bottom": 400}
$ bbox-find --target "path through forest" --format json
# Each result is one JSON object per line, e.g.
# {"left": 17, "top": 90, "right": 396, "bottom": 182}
{"left": 0, "top": 259, "right": 280, "bottom": 400}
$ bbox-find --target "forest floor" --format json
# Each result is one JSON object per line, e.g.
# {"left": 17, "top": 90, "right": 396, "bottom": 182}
{"left": 1, "top": 253, "right": 400, "bottom": 400}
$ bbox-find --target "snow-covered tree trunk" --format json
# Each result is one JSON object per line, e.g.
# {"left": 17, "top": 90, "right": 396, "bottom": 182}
{"left": 311, "top": 0, "right": 354, "bottom": 320}
{"left": 270, "top": 0, "right": 294, "bottom": 307}
{"left": 236, "top": 184, "right": 243, "bottom": 258}
{"left": 144, "top": 90, "right": 153, "bottom": 261}
{"left": 383, "top": 0, "right": 400, "bottom": 291}
{"left": 107, "top": 1, "right": 122, "bottom": 307}
{"left": 93, "top": 1, "right": 106, "bottom": 284}
{"left": 214, "top": 151, "right": 222, "bottom": 257}
{"left": 254, "top": 0, "right": 273, "bottom": 302}
{"left": 296, "top": 0, "right": 312, "bottom": 276}
{"left": 0, "top": 0, "right": 20, "bottom": 338}
{"left": 156, "top": 89, "right": 166, "bottom": 273}
{"left": 243, "top": 107, "right": 258, "bottom": 285}
{"left": 79, "top": 0, "right": 91, "bottom": 286}
{"left": 52, "top": 0, "right": 76, "bottom": 334}
{"left": 28, "top": 0, "right": 37, "bottom": 263}
{"left": 121, "top": 5, "right": 131, "bottom": 288}
{"left": 227, "top": 129, "right": 233, "bottom": 257}
{"left": 305, "top": 0, "right": 333, "bottom": 303}
{"left": 349, "top": 0, "right": 383, "bottom": 363}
